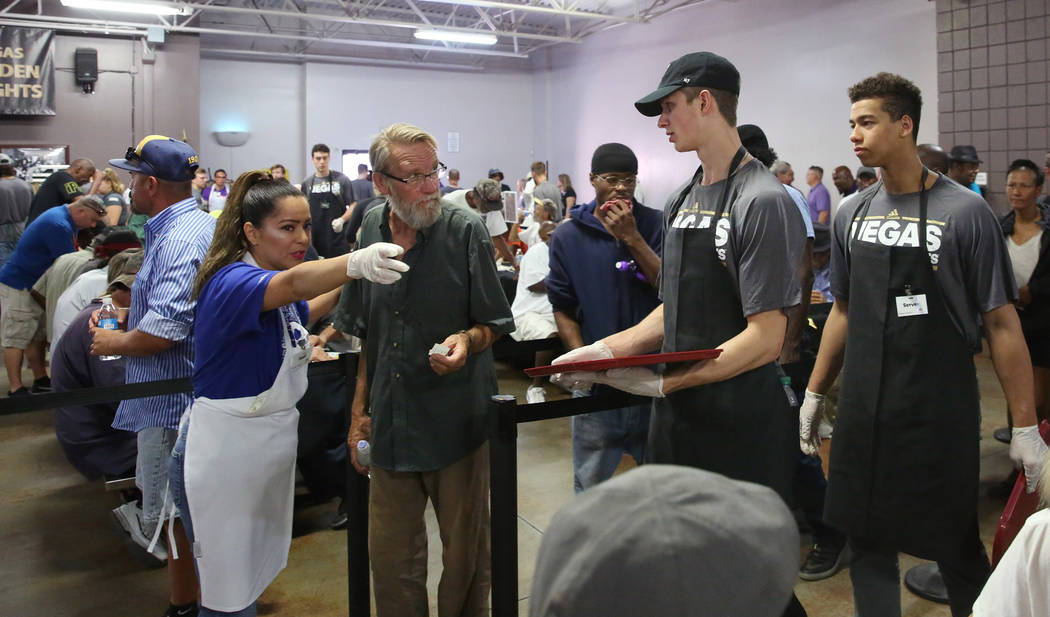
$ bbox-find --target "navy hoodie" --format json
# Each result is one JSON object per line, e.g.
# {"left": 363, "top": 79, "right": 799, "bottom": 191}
{"left": 546, "top": 199, "right": 663, "bottom": 345}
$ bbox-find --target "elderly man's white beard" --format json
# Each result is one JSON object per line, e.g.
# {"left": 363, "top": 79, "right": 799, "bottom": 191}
{"left": 389, "top": 190, "right": 442, "bottom": 229}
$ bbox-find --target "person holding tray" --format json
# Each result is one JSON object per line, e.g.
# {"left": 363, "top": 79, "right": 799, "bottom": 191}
{"left": 550, "top": 51, "right": 808, "bottom": 616}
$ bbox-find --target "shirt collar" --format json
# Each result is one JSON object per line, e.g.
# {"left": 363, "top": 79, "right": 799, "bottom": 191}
{"left": 144, "top": 197, "right": 200, "bottom": 239}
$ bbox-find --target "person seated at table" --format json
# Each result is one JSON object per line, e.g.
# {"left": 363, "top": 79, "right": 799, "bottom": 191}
{"left": 510, "top": 222, "right": 558, "bottom": 403}
{"left": 972, "top": 447, "right": 1050, "bottom": 617}
{"left": 509, "top": 199, "right": 557, "bottom": 248}
{"left": 529, "top": 465, "right": 799, "bottom": 617}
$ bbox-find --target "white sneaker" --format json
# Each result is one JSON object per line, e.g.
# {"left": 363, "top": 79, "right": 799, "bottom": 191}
{"left": 111, "top": 501, "right": 168, "bottom": 567}
{"left": 526, "top": 386, "right": 547, "bottom": 404}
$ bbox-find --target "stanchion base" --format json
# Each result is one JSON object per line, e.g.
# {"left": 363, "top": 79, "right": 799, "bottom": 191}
{"left": 903, "top": 563, "right": 949, "bottom": 604}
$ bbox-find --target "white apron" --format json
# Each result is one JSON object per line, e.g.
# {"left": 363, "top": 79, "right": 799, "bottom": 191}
{"left": 182, "top": 293, "right": 311, "bottom": 611}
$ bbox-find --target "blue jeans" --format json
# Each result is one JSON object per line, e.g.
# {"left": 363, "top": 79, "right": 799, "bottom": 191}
{"left": 170, "top": 417, "right": 258, "bottom": 617}
{"left": 571, "top": 394, "right": 650, "bottom": 493}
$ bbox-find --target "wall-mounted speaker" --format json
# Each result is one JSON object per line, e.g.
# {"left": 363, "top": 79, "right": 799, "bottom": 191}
{"left": 74, "top": 48, "right": 97, "bottom": 93}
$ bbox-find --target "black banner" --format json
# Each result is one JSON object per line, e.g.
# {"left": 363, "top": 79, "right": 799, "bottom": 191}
{"left": 0, "top": 26, "right": 54, "bottom": 116}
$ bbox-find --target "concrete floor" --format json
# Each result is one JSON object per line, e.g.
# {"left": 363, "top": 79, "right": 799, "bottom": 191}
{"left": 0, "top": 353, "right": 1019, "bottom": 617}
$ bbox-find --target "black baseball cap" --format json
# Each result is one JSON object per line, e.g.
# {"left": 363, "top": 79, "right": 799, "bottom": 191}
{"left": 635, "top": 52, "right": 740, "bottom": 117}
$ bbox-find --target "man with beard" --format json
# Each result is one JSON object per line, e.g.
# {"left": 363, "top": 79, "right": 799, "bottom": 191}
{"left": 336, "top": 122, "right": 513, "bottom": 617}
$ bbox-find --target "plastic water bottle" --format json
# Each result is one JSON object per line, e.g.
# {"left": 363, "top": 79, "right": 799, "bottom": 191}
{"left": 98, "top": 295, "right": 121, "bottom": 361}
{"left": 356, "top": 440, "right": 371, "bottom": 467}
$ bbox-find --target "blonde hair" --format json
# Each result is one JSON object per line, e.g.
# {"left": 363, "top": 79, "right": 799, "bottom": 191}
{"left": 369, "top": 123, "right": 438, "bottom": 190}
{"left": 101, "top": 167, "right": 125, "bottom": 194}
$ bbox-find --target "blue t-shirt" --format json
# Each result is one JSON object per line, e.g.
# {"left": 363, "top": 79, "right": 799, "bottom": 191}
{"left": 0, "top": 205, "right": 76, "bottom": 290}
{"left": 193, "top": 261, "right": 309, "bottom": 399}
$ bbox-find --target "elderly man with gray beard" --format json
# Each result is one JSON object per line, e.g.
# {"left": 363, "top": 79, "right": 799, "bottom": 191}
{"left": 335, "top": 122, "right": 513, "bottom": 617}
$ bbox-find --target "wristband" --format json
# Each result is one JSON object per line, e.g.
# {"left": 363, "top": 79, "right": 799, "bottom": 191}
{"left": 457, "top": 329, "right": 474, "bottom": 355}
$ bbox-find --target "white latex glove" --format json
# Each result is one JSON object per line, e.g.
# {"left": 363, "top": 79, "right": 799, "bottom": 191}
{"left": 346, "top": 242, "right": 409, "bottom": 284}
{"left": 799, "top": 389, "right": 826, "bottom": 456}
{"left": 1010, "top": 425, "right": 1048, "bottom": 494}
{"left": 549, "top": 341, "right": 613, "bottom": 391}
{"left": 331, "top": 217, "right": 345, "bottom": 233}
{"left": 587, "top": 367, "right": 664, "bottom": 398}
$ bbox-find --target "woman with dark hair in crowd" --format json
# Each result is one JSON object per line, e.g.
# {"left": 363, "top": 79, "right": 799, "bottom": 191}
{"left": 1001, "top": 158, "right": 1050, "bottom": 432}
{"left": 557, "top": 173, "right": 576, "bottom": 211}
{"left": 98, "top": 168, "right": 128, "bottom": 226}
{"left": 164, "top": 170, "right": 406, "bottom": 616}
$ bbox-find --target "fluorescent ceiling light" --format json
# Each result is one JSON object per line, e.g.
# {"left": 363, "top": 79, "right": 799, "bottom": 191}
{"left": 414, "top": 29, "right": 497, "bottom": 46}
{"left": 60, "top": 0, "right": 191, "bottom": 16}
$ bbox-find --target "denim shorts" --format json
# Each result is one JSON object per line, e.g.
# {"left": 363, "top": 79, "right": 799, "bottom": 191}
{"left": 136, "top": 426, "right": 179, "bottom": 537}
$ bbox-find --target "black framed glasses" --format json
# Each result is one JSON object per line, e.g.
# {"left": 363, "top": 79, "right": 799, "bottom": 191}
{"left": 378, "top": 162, "right": 447, "bottom": 186}
{"left": 595, "top": 174, "right": 637, "bottom": 188}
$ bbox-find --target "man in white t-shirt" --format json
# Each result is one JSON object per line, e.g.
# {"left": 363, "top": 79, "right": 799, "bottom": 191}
{"left": 445, "top": 179, "right": 515, "bottom": 264}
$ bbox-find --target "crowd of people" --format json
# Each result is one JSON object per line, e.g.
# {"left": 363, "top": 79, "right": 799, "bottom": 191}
{"left": 2, "top": 47, "right": 1050, "bottom": 617}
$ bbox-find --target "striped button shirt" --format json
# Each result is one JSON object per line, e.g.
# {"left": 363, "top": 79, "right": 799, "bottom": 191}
{"left": 112, "top": 198, "right": 215, "bottom": 432}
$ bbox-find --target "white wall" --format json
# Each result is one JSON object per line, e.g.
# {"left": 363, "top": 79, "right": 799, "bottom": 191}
{"left": 200, "top": 60, "right": 534, "bottom": 187}
{"left": 199, "top": 59, "right": 304, "bottom": 179}
{"left": 531, "top": 0, "right": 939, "bottom": 211}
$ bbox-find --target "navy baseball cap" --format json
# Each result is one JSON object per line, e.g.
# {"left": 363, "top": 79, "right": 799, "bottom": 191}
{"left": 635, "top": 51, "right": 740, "bottom": 117}
{"left": 110, "top": 135, "right": 199, "bottom": 182}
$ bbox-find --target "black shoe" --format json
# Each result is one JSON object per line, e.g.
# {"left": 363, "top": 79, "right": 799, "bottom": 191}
{"left": 993, "top": 427, "right": 1012, "bottom": 444}
{"left": 329, "top": 502, "right": 349, "bottom": 530}
{"left": 8, "top": 386, "right": 29, "bottom": 397}
{"left": 799, "top": 540, "right": 849, "bottom": 581}
{"left": 30, "top": 376, "right": 51, "bottom": 393}
{"left": 162, "top": 603, "right": 199, "bottom": 617}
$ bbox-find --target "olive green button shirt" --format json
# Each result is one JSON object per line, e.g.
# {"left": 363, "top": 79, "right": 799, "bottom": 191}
{"left": 335, "top": 200, "right": 514, "bottom": 472}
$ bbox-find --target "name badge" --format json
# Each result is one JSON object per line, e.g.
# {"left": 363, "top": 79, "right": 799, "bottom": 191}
{"left": 320, "top": 201, "right": 330, "bottom": 209}
{"left": 895, "top": 294, "right": 928, "bottom": 317}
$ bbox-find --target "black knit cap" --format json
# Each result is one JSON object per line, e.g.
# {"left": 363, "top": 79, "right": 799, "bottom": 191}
{"left": 591, "top": 143, "right": 638, "bottom": 174}
{"left": 635, "top": 51, "right": 740, "bottom": 117}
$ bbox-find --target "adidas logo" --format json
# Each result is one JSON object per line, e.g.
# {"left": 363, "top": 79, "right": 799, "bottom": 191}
{"left": 887, "top": 209, "right": 900, "bottom": 219}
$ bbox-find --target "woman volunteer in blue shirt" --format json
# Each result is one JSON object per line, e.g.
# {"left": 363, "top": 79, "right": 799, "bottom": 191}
{"left": 165, "top": 170, "right": 406, "bottom": 617}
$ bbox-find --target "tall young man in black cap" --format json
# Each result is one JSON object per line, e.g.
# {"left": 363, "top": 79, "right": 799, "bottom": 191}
{"left": 800, "top": 72, "right": 1046, "bottom": 617}
{"left": 545, "top": 143, "right": 662, "bottom": 492}
{"left": 550, "top": 53, "right": 807, "bottom": 615}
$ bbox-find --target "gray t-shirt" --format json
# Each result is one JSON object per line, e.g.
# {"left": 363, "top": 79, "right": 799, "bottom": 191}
{"left": 533, "top": 181, "right": 563, "bottom": 218}
{"left": 666, "top": 159, "right": 805, "bottom": 317}
{"left": 0, "top": 176, "right": 33, "bottom": 226}
{"left": 830, "top": 175, "right": 1016, "bottom": 349}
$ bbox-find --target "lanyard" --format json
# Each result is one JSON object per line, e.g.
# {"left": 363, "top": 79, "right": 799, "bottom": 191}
{"left": 666, "top": 146, "right": 748, "bottom": 225}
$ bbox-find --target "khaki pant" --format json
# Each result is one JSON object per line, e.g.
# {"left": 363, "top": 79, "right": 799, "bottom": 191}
{"left": 369, "top": 443, "right": 490, "bottom": 617}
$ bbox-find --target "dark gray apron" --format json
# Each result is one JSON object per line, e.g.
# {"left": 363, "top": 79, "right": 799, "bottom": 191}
{"left": 649, "top": 149, "right": 796, "bottom": 503}
{"left": 306, "top": 174, "right": 349, "bottom": 258}
{"left": 825, "top": 170, "right": 981, "bottom": 560}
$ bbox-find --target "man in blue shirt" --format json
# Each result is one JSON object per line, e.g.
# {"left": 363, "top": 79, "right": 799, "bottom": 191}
{"left": 90, "top": 135, "right": 214, "bottom": 617}
{"left": 0, "top": 195, "right": 105, "bottom": 395}
{"left": 545, "top": 143, "right": 663, "bottom": 492}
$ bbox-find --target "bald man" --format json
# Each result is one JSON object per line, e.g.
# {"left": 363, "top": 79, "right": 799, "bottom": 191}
{"left": 918, "top": 143, "right": 949, "bottom": 174}
{"left": 28, "top": 158, "right": 100, "bottom": 223}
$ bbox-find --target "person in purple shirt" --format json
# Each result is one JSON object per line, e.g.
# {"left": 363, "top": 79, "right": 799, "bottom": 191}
{"left": 805, "top": 166, "right": 831, "bottom": 225}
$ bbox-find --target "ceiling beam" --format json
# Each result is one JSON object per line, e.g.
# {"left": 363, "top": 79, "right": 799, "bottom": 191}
{"left": 200, "top": 47, "right": 489, "bottom": 72}
{"left": 5, "top": 12, "right": 531, "bottom": 58}
{"left": 180, "top": 2, "right": 580, "bottom": 43}
{"left": 414, "top": 0, "right": 643, "bottom": 23}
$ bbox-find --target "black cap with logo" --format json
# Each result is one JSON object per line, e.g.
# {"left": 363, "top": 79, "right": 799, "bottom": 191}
{"left": 635, "top": 51, "right": 740, "bottom": 117}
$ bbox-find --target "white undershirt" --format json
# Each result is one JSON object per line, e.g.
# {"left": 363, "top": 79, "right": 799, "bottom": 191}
{"left": 1008, "top": 229, "right": 1042, "bottom": 287}
{"left": 972, "top": 508, "right": 1050, "bottom": 617}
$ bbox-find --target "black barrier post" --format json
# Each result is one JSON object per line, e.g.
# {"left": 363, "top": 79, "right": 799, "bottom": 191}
{"left": 343, "top": 353, "right": 370, "bottom": 617}
{"left": 489, "top": 394, "right": 519, "bottom": 617}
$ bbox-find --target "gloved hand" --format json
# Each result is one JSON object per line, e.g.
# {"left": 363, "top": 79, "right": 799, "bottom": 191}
{"left": 1010, "top": 425, "right": 1048, "bottom": 494}
{"left": 799, "top": 389, "right": 826, "bottom": 456}
{"left": 549, "top": 341, "right": 613, "bottom": 391}
{"left": 346, "top": 242, "right": 409, "bottom": 284}
{"left": 331, "top": 217, "right": 345, "bottom": 233}
{"left": 588, "top": 367, "right": 664, "bottom": 398}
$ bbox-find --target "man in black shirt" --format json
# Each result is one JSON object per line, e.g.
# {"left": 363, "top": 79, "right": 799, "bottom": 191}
{"left": 27, "top": 158, "right": 99, "bottom": 223}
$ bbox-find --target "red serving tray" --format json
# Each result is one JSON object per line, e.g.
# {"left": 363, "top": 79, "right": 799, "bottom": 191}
{"left": 524, "top": 349, "right": 722, "bottom": 377}
{"left": 991, "top": 420, "right": 1049, "bottom": 569}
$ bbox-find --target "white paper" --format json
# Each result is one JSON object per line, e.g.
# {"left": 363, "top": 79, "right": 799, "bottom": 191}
{"left": 895, "top": 294, "right": 929, "bottom": 317}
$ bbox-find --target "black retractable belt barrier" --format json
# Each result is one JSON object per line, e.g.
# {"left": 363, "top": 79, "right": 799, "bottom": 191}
{"left": 344, "top": 353, "right": 370, "bottom": 617}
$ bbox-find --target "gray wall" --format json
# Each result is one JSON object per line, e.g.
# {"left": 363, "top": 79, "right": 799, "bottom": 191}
{"left": 0, "top": 32, "right": 200, "bottom": 173}
{"left": 936, "top": 0, "right": 1049, "bottom": 213}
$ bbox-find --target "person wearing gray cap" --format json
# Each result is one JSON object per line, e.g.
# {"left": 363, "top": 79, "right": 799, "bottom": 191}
{"left": 529, "top": 465, "right": 800, "bottom": 617}
{"left": 855, "top": 166, "right": 878, "bottom": 190}
{"left": 550, "top": 52, "right": 807, "bottom": 616}
{"left": 0, "top": 153, "right": 32, "bottom": 270}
